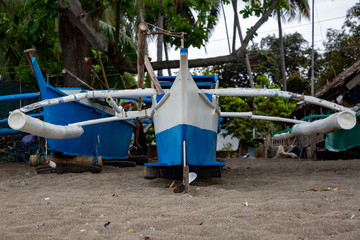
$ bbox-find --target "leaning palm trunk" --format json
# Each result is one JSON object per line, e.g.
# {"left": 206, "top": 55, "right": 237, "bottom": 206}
{"left": 277, "top": 11, "right": 287, "bottom": 91}
{"left": 157, "top": 9, "right": 164, "bottom": 76}
{"left": 232, "top": 0, "right": 254, "bottom": 87}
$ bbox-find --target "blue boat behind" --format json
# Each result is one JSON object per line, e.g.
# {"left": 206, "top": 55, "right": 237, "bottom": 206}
{"left": 32, "top": 57, "right": 134, "bottom": 159}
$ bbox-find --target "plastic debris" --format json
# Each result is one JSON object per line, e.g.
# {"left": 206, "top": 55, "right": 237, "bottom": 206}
{"left": 244, "top": 202, "right": 249, "bottom": 207}
{"left": 350, "top": 215, "right": 355, "bottom": 219}
{"left": 80, "top": 229, "right": 86, "bottom": 233}
{"left": 149, "top": 227, "right": 155, "bottom": 231}
{"left": 104, "top": 221, "right": 110, "bottom": 228}
{"left": 127, "top": 229, "right": 136, "bottom": 233}
{"left": 44, "top": 197, "right": 50, "bottom": 201}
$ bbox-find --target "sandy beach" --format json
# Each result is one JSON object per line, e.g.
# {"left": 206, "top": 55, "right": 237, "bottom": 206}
{"left": 1, "top": 157, "right": 360, "bottom": 240}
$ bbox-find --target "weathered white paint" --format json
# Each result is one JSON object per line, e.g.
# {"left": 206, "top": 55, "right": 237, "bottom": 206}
{"left": 221, "top": 112, "right": 305, "bottom": 124}
{"left": 272, "top": 132, "right": 295, "bottom": 141}
{"left": 272, "top": 111, "right": 356, "bottom": 140}
{"left": 204, "top": 88, "right": 353, "bottom": 113}
{"left": 20, "top": 89, "right": 157, "bottom": 113}
{"left": 292, "top": 111, "right": 356, "bottom": 135}
{"left": 8, "top": 110, "right": 84, "bottom": 139}
{"left": 152, "top": 50, "right": 219, "bottom": 135}
{"left": 220, "top": 112, "right": 252, "bottom": 118}
{"left": 69, "top": 109, "right": 153, "bottom": 127}
{"left": 61, "top": 89, "right": 115, "bottom": 115}
{"left": 106, "top": 96, "right": 123, "bottom": 113}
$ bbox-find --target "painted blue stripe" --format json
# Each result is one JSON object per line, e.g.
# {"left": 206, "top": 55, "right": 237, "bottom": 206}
{"left": 0, "top": 112, "right": 44, "bottom": 124}
{"left": 145, "top": 124, "right": 224, "bottom": 167}
{"left": 160, "top": 82, "right": 211, "bottom": 87}
{"left": 0, "top": 92, "right": 39, "bottom": 102}
{"left": 158, "top": 75, "right": 217, "bottom": 83}
{"left": 180, "top": 48, "right": 188, "bottom": 54}
{"left": 0, "top": 128, "right": 22, "bottom": 135}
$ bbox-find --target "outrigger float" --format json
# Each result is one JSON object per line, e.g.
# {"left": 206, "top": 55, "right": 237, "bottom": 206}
{"left": 8, "top": 48, "right": 357, "bottom": 190}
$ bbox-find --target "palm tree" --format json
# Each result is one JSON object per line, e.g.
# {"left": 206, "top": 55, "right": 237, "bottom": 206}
{"left": 274, "top": 0, "right": 310, "bottom": 91}
{"left": 232, "top": 0, "right": 254, "bottom": 87}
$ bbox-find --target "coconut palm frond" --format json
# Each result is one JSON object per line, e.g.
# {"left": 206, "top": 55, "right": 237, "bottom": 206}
{"left": 1, "top": 0, "right": 22, "bottom": 13}
{"left": 102, "top": 4, "right": 116, "bottom": 26}
{"left": 99, "top": 20, "right": 116, "bottom": 41}
{"left": 206, "top": 0, "right": 221, "bottom": 40}
{"left": 286, "top": 0, "right": 310, "bottom": 22}
{"left": 99, "top": 20, "right": 137, "bottom": 51}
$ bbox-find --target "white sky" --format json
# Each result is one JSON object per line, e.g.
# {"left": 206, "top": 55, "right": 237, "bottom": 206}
{"left": 147, "top": 0, "right": 357, "bottom": 70}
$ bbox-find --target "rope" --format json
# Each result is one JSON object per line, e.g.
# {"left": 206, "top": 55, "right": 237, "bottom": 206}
{"left": 146, "top": 22, "right": 185, "bottom": 46}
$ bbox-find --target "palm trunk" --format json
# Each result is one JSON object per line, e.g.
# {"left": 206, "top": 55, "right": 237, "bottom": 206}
{"left": 157, "top": 13, "right": 164, "bottom": 76}
{"left": 277, "top": 11, "right": 287, "bottom": 91}
{"left": 232, "top": 0, "right": 254, "bottom": 87}
{"left": 163, "top": 42, "right": 172, "bottom": 76}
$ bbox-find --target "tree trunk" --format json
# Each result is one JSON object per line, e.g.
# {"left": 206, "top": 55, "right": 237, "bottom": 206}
{"left": 56, "top": 0, "right": 279, "bottom": 75}
{"left": 163, "top": 42, "right": 172, "bottom": 76}
{"left": 277, "top": 11, "right": 287, "bottom": 91}
{"left": 232, "top": 0, "right": 254, "bottom": 87}
{"left": 157, "top": 5, "right": 164, "bottom": 76}
{"left": 59, "top": 13, "right": 91, "bottom": 87}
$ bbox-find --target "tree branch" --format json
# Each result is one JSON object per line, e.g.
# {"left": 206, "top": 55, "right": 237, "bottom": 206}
{"left": 234, "top": 0, "right": 279, "bottom": 57}
{"left": 57, "top": 0, "right": 279, "bottom": 74}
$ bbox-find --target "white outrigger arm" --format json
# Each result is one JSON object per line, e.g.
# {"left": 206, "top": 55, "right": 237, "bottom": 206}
{"left": 8, "top": 86, "right": 356, "bottom": 140}
{"left": 8, "top": 89, "right": 157, "bottom": 139}
{"left": 203, "top": 88, "right": 357, "bottom": 138}
{"left": 203, "top": 88, "right": 352, "bottom": 113}
{"left": 272, "top": 111, "right": 356, "bottom": 140}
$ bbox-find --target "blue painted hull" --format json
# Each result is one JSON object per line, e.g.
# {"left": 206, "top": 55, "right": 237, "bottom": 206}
{"left": 33, "top": 58, "right": 134, "bottom": 159}
{"left": 145, "top": 124, "right": 224, "bottom": 167}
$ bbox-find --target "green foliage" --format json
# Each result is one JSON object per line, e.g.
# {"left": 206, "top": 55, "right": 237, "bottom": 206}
{"left": 210, "top": 32, "right": 315, "bottom": 91}
{"left": 143, "top": 0, "right": 221, "bottom": 49}
{"left": 287, "top": 71, "right": 310, "bottom": 94}
{"left": 316, "top": 2, "right": 360, "bottom": 89}
{"left": 218, "top": 74, "right": 297, "bottom": 146}
{"left": 0, "top": 0, "right": 60, "bottom": 87}
{"left": 240, "top": 2, "right": 264, "bottom": 19}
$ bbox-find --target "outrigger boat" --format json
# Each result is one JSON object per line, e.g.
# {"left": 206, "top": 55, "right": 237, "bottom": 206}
{"left": 8, "top": 48, "right": 357, "bottom": 190}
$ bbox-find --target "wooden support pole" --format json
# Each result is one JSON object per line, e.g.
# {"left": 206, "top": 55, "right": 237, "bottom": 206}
{"left": 30, "top": 155, "right": 103, "bottom": 167}
{"left": 97, "top": 51, "right": 109, "bottom": 89}
{"left": 137, "top": 20, "right": 148, "bottom": 110}
{"left": 144, "top": 56, "right": 164, "bottom": 95}
{"left": 24, "top": 48, "right": 36, "bottom": 76}
{"left": 62, "top": 68, "right": 95, "bottom": 90}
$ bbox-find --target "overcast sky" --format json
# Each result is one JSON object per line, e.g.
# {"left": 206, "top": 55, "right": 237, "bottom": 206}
{"left": 147, "top": 0, "right": 357, "bottom": 65}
